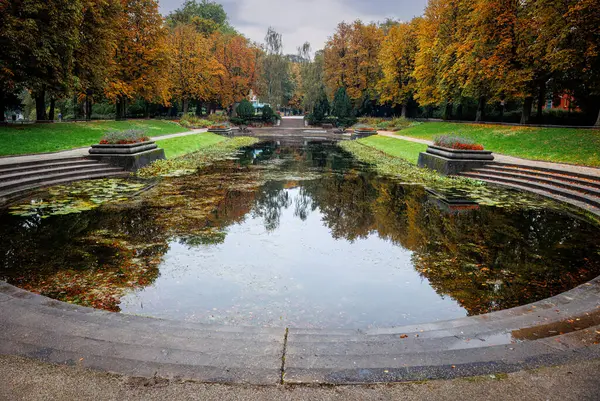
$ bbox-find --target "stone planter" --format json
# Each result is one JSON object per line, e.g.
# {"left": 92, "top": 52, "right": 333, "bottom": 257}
{"left": 418, "top": 145, "right": 494, "bottom": 175}
{"left": 88, "top": 141, "right": 165, "bottom": 171}
{"left": 208, "top": 127, "right": 234, "bottom": 136}
{"left": 352, "top": 128, "right": 378, "bottom": 139}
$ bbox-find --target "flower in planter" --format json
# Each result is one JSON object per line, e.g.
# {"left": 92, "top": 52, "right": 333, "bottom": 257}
{"left": 434, "top": 135, "right": 484, "bottom": 151}
{"left": 100, "top": 129, "right": 149, "bottom": 144}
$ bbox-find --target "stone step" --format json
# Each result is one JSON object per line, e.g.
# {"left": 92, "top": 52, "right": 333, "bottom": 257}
{"left": 0, "top": 156, "right": 89, "bottom": 170}
{"left": 0, "top": 321, "right": 283, "bottom": 368}
{"left": 0, "top": 159, "right": 101, "bottom": 175}
{"left": 480, "top": 164, "right": 600, "bottom": 189}
{"left": 4, "top": 279, "right": 599, "bottom": 350}
{"left": 284, "top": 325, "right": 600, "bottom": 384}
{"left": 0, "top": 163, "right": 117, "bottom": 183}
{"left": 0, "top": 166, "right": 126, "bottom": 192}
{"left": 0, "top": 171, "right": 130, "bottom": 204}
{"left": 461, "top": 171, "right": 600, "bottom": 209}
{"left": 490, "top": 162, "right": 600, "bottom": 183}
{"left": 470, "top": 168, "right": 600, "bottom": 197}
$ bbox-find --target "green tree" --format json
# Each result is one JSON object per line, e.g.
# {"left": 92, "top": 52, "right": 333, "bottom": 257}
{"left": 331, "top": 87, "right": 353, "bottom": 126}
{"left": 235, "top": 98, "right": 255, "bottom": 123}
{"left": 166, "top": 0, "right": 235, "bottom": 35}
{"left": 312, "top": 89, "right": 330, "bottom": 121}
{"left": 300, "top": 50, "right": 326, "bottom": 112}
{"left": 2, "top": 0, "right": 84, "bottom": 121}
{"left": 260, "top": 27, "right": 291, "bottom": 108}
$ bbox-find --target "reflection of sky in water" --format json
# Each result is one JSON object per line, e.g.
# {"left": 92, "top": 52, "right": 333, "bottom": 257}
{"left": 120, "top": 187, "right": 466, "bottom": 329}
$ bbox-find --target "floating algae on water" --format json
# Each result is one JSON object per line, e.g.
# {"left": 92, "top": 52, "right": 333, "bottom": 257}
{"left": 8, "top": 179, "right": 148, "bottom": 218}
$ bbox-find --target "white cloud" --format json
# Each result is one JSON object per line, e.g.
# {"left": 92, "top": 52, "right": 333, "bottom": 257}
{"left": 159, "top": 0, "right": 427, "bottom": 54}
{"left": 233, "top": 0, "right": 384, "bottom": 53}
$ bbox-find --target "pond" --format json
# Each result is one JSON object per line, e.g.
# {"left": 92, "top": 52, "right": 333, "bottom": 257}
{"left": 1, "top": 140, "right": 600, "bottom": 329}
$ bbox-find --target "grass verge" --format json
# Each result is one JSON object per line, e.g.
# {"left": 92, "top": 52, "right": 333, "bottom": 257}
{"left": 358, "top": 135, "right": 428, "bottom": 164}
{"left": 156, "top": 132, "right": 226, "bottom": 159}
{"left": 0, "top": 120, "right": 187, "bottom": 156}
{"left": 340, "top": 139, "right": 564, "bottom": 210}
{"left": 138, "top": 136, "right": 259, "bottom": 178}
{"left": 396, "top": 122, "right": 600, "bottom": 167}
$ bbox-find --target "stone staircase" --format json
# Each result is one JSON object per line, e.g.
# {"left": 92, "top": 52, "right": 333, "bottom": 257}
{"left": 461, "top": 162, "right": 600, "bottom": 214}
{"left": 0, "top": 157, "right": 128, "bottom": 205}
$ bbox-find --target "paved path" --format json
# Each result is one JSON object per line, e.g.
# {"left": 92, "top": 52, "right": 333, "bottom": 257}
{"left": 379, "top": 131, "right": 600, "bottom": 178}
{"left": 0, "top": 129, "right": 207, "bottom": 166}
{"left": 2, "top": 354, "right": 599, "bottom": 401}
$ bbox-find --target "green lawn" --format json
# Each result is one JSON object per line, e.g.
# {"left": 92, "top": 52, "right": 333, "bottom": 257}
{"left": 156, "top": 132, "right": 226, "bottom": 158}
{"left": 0, "top": 120, "right": 188, "bottom": 156}
{"left": 396, "top": 122, "right": 600, "bottom": 167}
{"left": 358, "top": 135, "right": 428, "bottom": 164}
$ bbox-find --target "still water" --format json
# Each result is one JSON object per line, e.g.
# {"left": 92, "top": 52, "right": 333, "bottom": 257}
{"left": 1, "top": 140, "right": 599, "bottom": 329}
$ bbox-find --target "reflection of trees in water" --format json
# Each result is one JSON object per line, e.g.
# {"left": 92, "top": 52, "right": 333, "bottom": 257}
{"left": 248, "top": 172, "right": 600, "bottom": 316}
{"left": 252, "top": 181, "right": 293, "bottom": 231}
{"left": 0, "top": 208, "right": 166, "bottom": 311}
{"left": 2, "top": 142, "right": 600, "bottom": 317}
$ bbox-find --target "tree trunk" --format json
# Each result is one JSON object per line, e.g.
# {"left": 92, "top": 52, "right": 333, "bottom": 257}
{"left": 182, "top": 99, "right": 189, "bottom": 114}
{"left": 48, "top": 98, "right": 56, "bottom": 121}
{"left": 595, "top": 107, "right": 600, "bottom": 127}
{"left": 0, "top": 94, "right": 5, "bottom": 122}
{"left": 521, "top": 96, "right": 534, "bottom": 124}
{"left": 73, "top": 95, "right": 78, "bottom": 120}
{"left": 475, "top": 96, "right": 486, "bottom": 122}
{"left": 116, "top": 97, "right": 127, "bottom": 120}
{"left": 456, "top": 104, "right": 463, "bottom": 120}
{"left": 35, "top": 91, "right": 48, "bottom": 121}
{"left": 144, "top": 102, "right": 150, "bottom": 119}
{"left": 401, "top": 104, "right": 407, "bottom": 118}
{"left": 537, "top": 81, "right": 546, "bottom": 122}
{"left": 195, "top": 101, "right": 203, "bottom": 117}
{"left": 86, "top": 96, "right": 92, "bottom": 120}
{"left": 443, "top": 103, "right": 452, "bottom": 120}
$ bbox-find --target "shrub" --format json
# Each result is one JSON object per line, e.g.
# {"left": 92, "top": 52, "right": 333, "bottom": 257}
{"left": 261, "top": 105, "right": 275, "bottom": 123}
{"left": 434, "top": 135, "right": 484, "bottom": 151}
{"left": 208, "top": 122, "right": 231, "bottom": 130}
{"left": 207, "top": 113, "right": 229, "bottom": 123}
{"left": 236, "top": 99, "right": 255, "bottom": 124}
{"left": 353, "top": 124, "right": 377, "bottom": 132}
{"left": 180, "top": 114, "right": 213, "bottom": 128}
{"left": 99, "top": 130, "right": 149, "bottom": 144}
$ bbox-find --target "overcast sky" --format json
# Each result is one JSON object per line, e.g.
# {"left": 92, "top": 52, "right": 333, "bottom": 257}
{"left": 158, "top": 0, "right": 428, "bottom": 54}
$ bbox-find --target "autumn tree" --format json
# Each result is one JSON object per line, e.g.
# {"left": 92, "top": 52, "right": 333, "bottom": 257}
{"left": 324, "top": 21, "right": 383, "bottom": 109}
{"left": 210, "top": 32, "right": 261, "bottom": 109}
{"left": 167, "top": 24, "right": 222, "bottom": 114}
{"left": 378, "top": 21, "right": 418, "bottom": 117}
{"left": 105, "top": 0, "right": 170, "bottom": 119}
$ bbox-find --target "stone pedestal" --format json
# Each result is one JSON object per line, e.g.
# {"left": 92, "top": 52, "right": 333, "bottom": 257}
{"left": 208, "top": 127, "right": 234, "bottom": 136}
{"left": 88, "top": 141, "right": 165, "bottom": 171}
{"left": 352, "top": 128, "right": 378, "bottom": 139}
{"left": 418, "top": 145, "right": 494, "bottom": 175}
